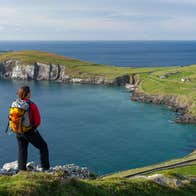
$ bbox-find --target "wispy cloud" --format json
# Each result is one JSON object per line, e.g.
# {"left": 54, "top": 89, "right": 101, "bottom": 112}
{"left": 160, "top": 0, "right": 196, "bottom": 4}
{"left": 0, "top": 1, "right": 196, "bottom": 40}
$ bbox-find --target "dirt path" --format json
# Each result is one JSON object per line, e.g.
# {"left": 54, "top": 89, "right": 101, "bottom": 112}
{"left": 124, "top": 159, "right": 196, "bottom": 178}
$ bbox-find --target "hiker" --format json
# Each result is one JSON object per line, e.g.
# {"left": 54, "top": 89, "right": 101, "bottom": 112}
{"left": 8, "top": 85, "right": 50, "bottom": 171}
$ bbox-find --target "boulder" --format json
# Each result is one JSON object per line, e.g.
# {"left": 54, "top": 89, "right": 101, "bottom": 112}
{"left": 2, "top": 160, "right": 18, "bottom": 171}
{"left": 147, "top": 174, "right": 189, "bottom": 188}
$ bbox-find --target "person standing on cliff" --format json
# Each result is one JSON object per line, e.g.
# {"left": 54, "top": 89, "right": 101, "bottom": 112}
{"left": 10, "top": 86, "right": 50, "bottom": 171}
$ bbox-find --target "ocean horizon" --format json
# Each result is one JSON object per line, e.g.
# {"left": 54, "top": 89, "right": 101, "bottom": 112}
{"left": 1, "top": 40, "right": 196, "bottom": 67}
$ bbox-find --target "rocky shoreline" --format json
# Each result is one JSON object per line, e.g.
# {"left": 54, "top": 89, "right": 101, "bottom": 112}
{"left": 131, "top": 89, "right": 196, "bottom": 124}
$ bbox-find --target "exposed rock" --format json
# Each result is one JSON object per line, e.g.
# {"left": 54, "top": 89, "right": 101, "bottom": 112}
{"left": 71, "top": 78, "right": 83, "bottom": 83}
{"left": 159, "top": 71, "right": 180, "bottom": 79}
{"left": 12, "top": 64, "right": 34, "bottom": 80}
{"left": 130, "top": 74, "right": 140, "bottom": 85}
{"left": 0, "top": 59, "right": 130, "bottom": 86}
{"left": 176, "top": 114, "right": 196, "bottom": 124}
{"left": 147, "top": 174, "right": 189, "bottom": 188}
{"left": 181, "top": 77, "right": 191, "bottom": 82}
{"left": 26, "top": 161, "right": 36, "bottom": 170}
{"left": 133, "top": 174, "right": 190, "bottom": 188}
{"left": 160, "top": 75, "right": 166, "bottom": 79}
{"left": 52, "top": 164, "right": 92, "bottom": 179}
{"left": 113, "top": 75, "right": 130, "bottom": 86}
{"left": 0, "top": 161, "right": 95, "bottom": 179}
{"left": 131, "top": 90, "right": 196, "bottom": 124}
{"left": 2, "top": 161, "right": 18, "bottom": 171}
{"left": 125, "top": 84, "right": 136, "bottom": 92}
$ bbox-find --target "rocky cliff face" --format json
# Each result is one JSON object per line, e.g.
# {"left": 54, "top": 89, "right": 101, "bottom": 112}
{"left": 0, "top": 60, "right": 131, "bottom": 85}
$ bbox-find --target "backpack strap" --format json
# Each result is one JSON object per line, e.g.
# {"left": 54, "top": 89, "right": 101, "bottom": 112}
{"left": 23, "top": 100, "right": 35, "bottom": 130}
{"left": 5, "top": 101, "right": 16, "bottom": 133}
{"left": 5, "top": 121, "right": 9, "bottom": 133}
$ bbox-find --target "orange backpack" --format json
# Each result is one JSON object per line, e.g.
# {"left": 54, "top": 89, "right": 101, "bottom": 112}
{"left": 8, "top": 99, "right": 32, "bottom": 134}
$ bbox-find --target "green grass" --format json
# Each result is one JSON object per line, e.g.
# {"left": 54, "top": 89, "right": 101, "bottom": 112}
{"left": 149, "top": 165, "right": 196, "bottom": 176}
{"left": 1, "top": 172, "right": 196, "bottom": 196}
{"left": 2, "top": 153, "right": 196, "bottom": 196}
{"left": 138, "top": 65, "right": 196, "bottom": 115}
{"left": 2, "top": 158, "right": 196, "bottom": 196}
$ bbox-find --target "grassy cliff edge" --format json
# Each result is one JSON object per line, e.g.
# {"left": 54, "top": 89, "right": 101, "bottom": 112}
{"left": 2, "top": 156, "right": 196, "bottom": 196}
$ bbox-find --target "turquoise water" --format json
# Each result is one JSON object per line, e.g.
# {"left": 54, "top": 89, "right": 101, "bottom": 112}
{"left": 0, "top": 80, "right": 196, "bottom": 175}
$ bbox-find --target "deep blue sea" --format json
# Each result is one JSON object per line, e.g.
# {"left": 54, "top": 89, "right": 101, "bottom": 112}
{"left": 1, "top": 41, "right": 196, "bottom": 67}
{"left": 0, "top": 41, "right": 196, "bottom": 175}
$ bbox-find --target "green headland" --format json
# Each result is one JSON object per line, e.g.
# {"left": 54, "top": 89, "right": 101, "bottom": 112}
{"left": 1, "top": 50, "right": 195, "bottom": 120}
{"left": 0, "top": 50, "right": 167, "bottom": 79}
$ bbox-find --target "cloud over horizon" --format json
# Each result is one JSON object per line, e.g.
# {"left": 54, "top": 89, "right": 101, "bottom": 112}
{"left": 0, "top": 0, "right": 195, "bottom": 40}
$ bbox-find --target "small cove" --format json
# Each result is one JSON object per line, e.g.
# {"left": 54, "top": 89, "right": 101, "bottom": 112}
{"left": 0, "top": 80, "right": 196, "bottom": 175}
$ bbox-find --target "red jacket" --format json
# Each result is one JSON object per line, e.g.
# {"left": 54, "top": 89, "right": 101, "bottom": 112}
{"left": 23, "top": 98, "right": 41, "bottom": 128}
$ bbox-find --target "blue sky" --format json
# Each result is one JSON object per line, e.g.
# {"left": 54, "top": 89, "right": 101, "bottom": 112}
{"left": 0, "top": 0, "right": 196, "bottom": 40}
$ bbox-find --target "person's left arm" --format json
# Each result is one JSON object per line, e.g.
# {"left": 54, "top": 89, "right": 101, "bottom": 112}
{"left": 30, "top": 102, "right": 41, "bottom": 129}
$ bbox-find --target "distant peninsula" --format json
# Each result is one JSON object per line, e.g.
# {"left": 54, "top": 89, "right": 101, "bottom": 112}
{"left": 0, "top": 50, "right": 196, "bottom": 124}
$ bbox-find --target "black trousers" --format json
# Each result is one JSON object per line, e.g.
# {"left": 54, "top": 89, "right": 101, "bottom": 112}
{"left": 16, "top": 130, "right": 50, "bottom": 170}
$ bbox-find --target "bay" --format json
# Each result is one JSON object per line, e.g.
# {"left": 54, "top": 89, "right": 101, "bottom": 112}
{"left": 0, "top": 80, "right": 195, "bottom": 175}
